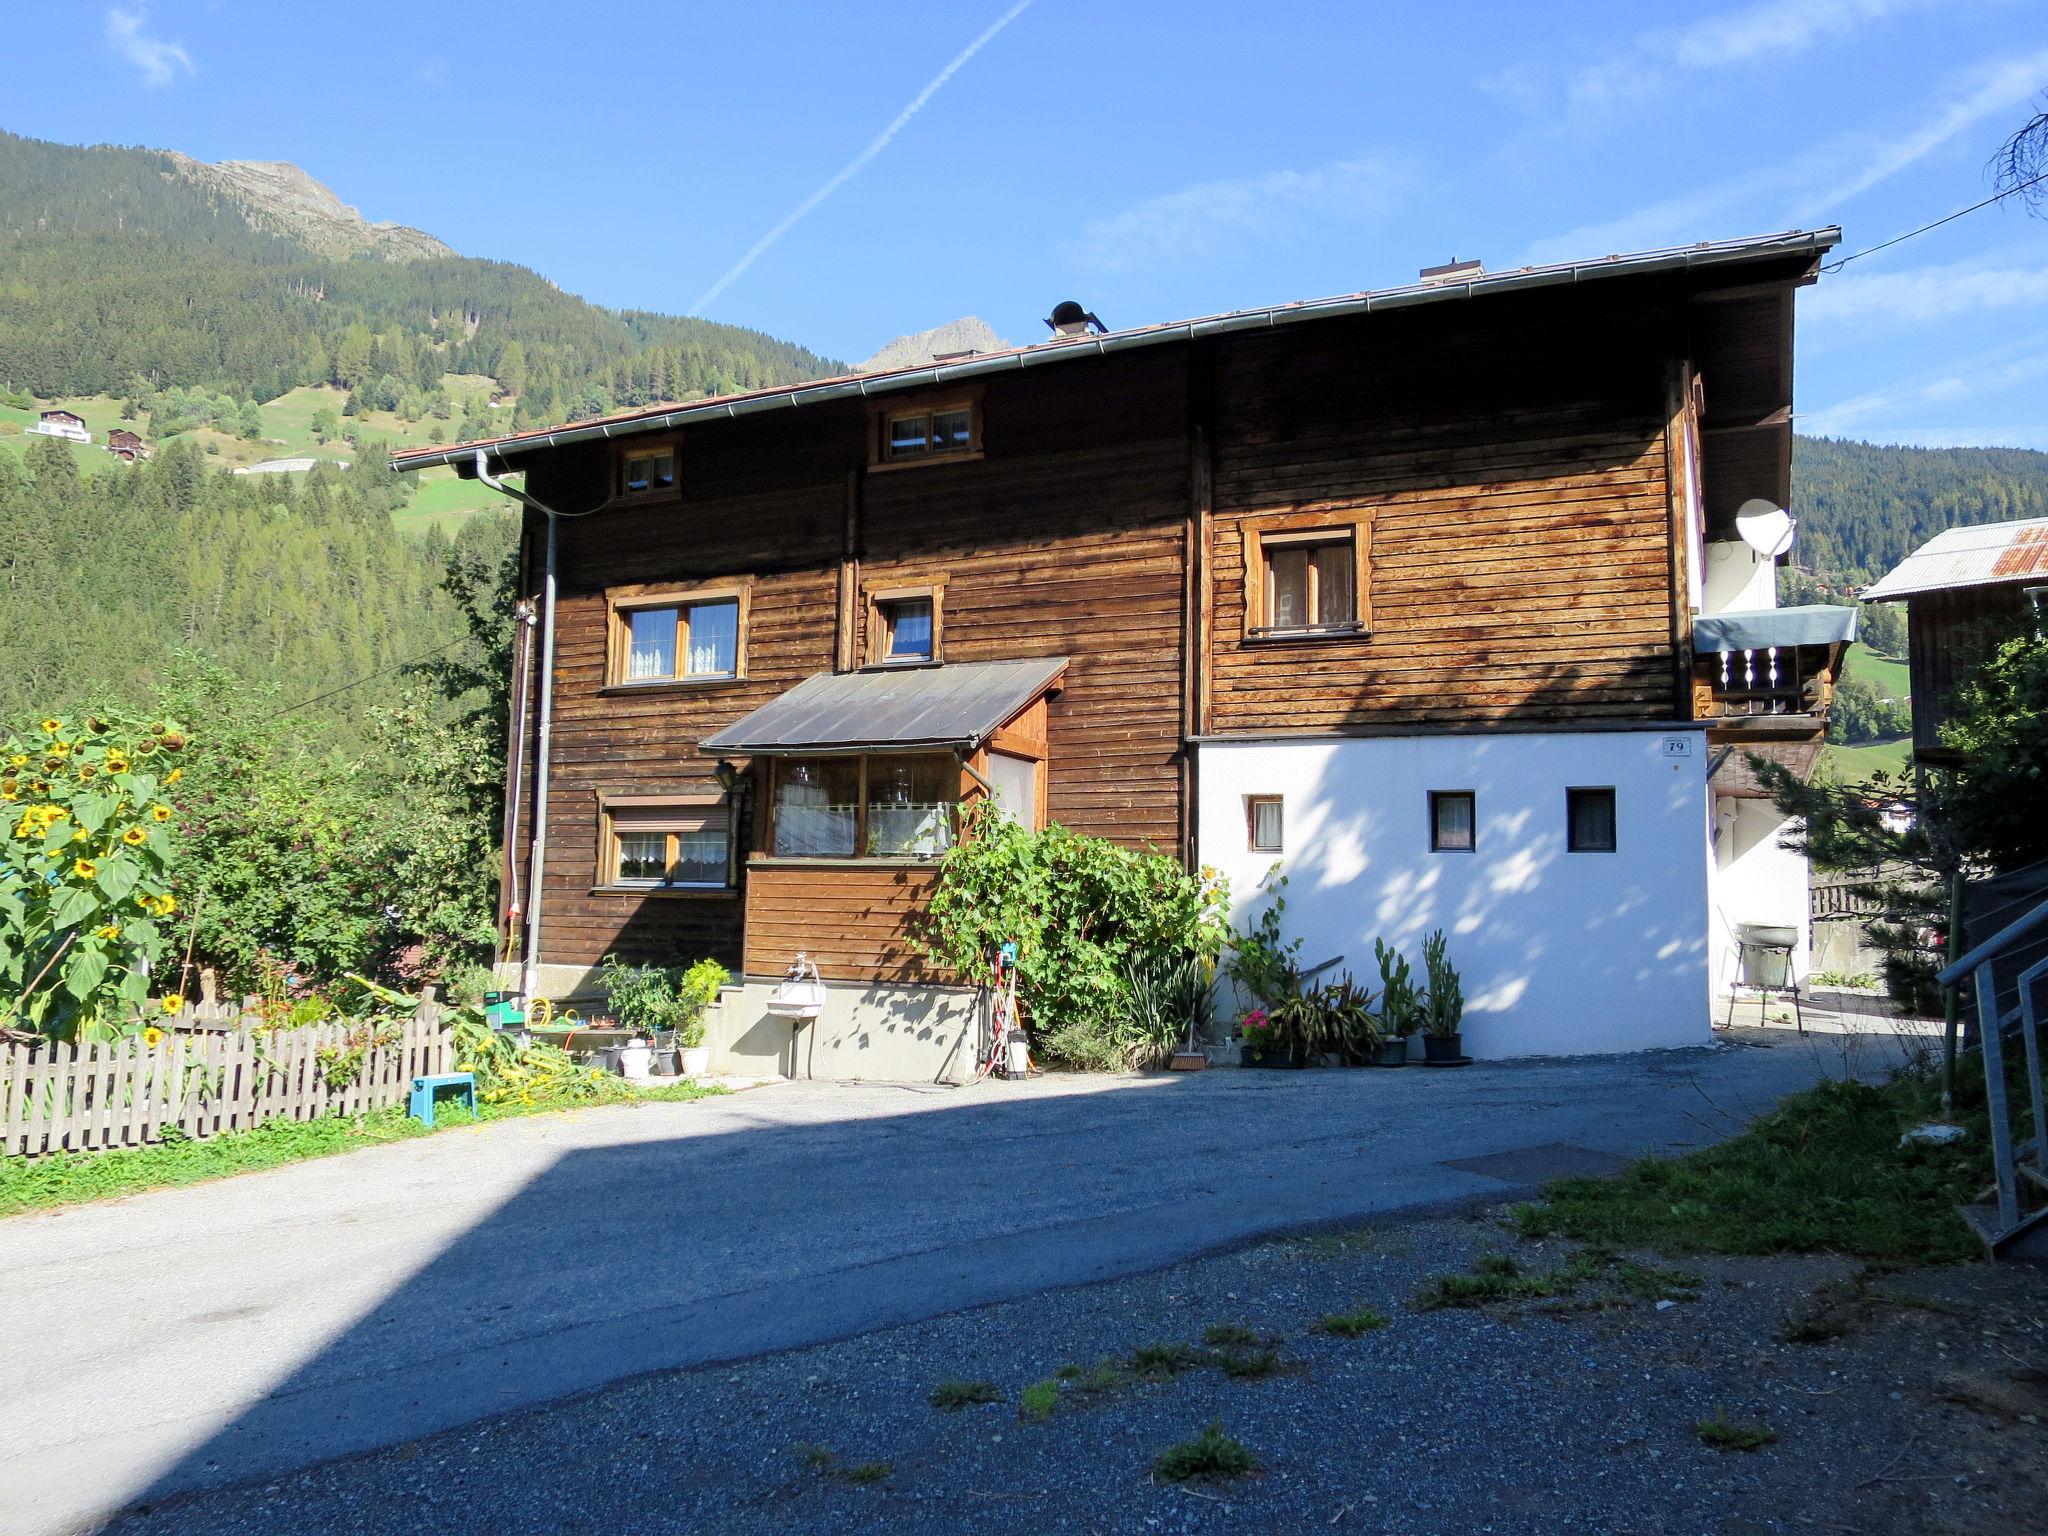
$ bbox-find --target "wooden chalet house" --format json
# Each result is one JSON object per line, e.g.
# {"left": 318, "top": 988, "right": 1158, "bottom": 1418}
{"left": 393, "top": 228, "right": 1844, "bottom": 1079}
{"left": 105, "top": 427, "right": 152, "bottom": 462}
{"left": 28, "top": 408, "right": 90, "bottom": 444}
{"left": 1864, "top": 516, "right": 2048, "bottom": 765}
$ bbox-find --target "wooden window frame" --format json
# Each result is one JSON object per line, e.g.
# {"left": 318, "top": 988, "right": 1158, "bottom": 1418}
{"left": 596, "top": 793, "right": 735, "bottom": 894}
{"left": 867, "top": 386, "right": 985, "bottom": 471}
{"left": 864, "top": 583, "right": 945, "bottom": 668}
{"left": 1429, "top": 790, "right": 1477, "bottom": 853}
{"left": 1566, "top": 786, "right": 1618, "bottom": 854}
{"left": 602, "top": 578, "right": 752, "bottom": 691}
{"left": 1241, "top": 507, "right": 1373, "bottom": 641}
{"left": 1245, "top": 795, "right": 1284, "bottom": 853}
{"left": 762, "top": 751, "right": 967, "bottom": 864}
{"left": 614, "top": 438, "right": 680, "bottom": 503}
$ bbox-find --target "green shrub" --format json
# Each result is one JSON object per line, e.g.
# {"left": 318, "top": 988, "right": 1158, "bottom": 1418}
{"left": 1317, "top": 1306, "right": 1390, "bottom": 1336}
{"left": 1696, "top": 1410, "right": 1776, "bottom": 1452}
{"left": 918, "top": 807, "right": 1228, "bottom": 1069}
{"left": 1018, "top": 1379, "right": 1061, "bottom": 1424}
{"left": 1224, "top": 864, "right": 1301, "bottom": 1009}
{"left": 929, "top": 1379, "right": 1002, "bottom": 1411}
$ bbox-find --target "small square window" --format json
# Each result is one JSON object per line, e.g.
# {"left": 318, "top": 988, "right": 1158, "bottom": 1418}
{"left": 1567, "top": 787, "right": 1617, "bottom": 853}
{"left": 620, "top": 445, "right": 676, "bottom": 497}
{"left": 1259, "top": 531, "right": 1359, "bottom": 633}
{"left": 1246, "top": 796, "right": 1284, "bottom": 853}
{"left": 1430, "top": 791, "right": 1476, "bottom": 852}
{"left": 878, "top": 596, "right": 934, "bottom": 663}
{"left": 875, "top": 395, "right": 981, "bottom": 466}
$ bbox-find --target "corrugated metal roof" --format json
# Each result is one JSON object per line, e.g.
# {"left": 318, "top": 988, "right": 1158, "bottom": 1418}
{"left": 1863, "top": 517, "right": 2048, "bottom": 602}
{"left": 701, "top": 658, "right": 1067, "bottom": 755}
{"left": 391, "top": 226, "right": 1837, "bottom": 474}
{"left": 1693, "top": 604, "right": 1859, "bottom": 653}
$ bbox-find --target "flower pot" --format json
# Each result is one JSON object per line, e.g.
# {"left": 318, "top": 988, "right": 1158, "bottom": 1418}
{"left": 679, "top": 1045, "right": 710, "bottom": 1077}
{"left": 1240, "top": 1043, "right": 1307, "bottom": 1069}
{"left": 618, "top": 1040, "right": 653, "bottom": 1081}
{"left": 1422, "top": 1033, "right": 1463, "bottom": 1064}
{"left": 1373, "top": 1037, "right": 1410, "bottom": 1068}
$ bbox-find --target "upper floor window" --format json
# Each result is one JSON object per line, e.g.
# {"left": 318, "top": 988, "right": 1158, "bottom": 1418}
{"left": 1566, "top": 787, "right": 1617, "bottom": 853}
{"left": 769, "top": 753, "right": 957, "bottom": 860}
{"left": 1242, "top": 511, "right": 1372, "bottom": 640}
{"left": 871, "top": 390, "right": 983, "bottom": 468}
{"left": 605, "top": 581, "right": 749, "bottom": 687}
{"left": 617, "top": 442, "right": 677, "bottom": 500}
{"left": 867, "top": 587, "right": 942, "bottom": 666}
{"left": 1246, "top": 795, "right": 1284, "bottom": 853}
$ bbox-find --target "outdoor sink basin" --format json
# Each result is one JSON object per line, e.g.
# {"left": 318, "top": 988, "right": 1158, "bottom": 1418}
{"left": 764, "top": 978, "right": 826, "bottom": 1020}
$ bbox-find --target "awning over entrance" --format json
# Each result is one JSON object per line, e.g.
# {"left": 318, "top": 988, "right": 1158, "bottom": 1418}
{"left": 1692, "top": 604, "right": 1858, "bottom": 654}
{"left": 701, "top": 657, "right": 1068, "bottom": 756}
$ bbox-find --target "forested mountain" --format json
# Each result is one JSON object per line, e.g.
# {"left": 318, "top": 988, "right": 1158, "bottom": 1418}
{"left": 0, "top": 131, "right": 842, "bottom": 425}
{"left": 0, "top": 433, "right": 506, "bottom": 726}
{"left": 1792, "top": 435, "right": 2048, "bottom": 583}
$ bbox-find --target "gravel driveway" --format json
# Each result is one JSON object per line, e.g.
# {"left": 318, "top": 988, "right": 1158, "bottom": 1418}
{"left": 3, "top": 1029, "right": 1913, "bottom": 1535}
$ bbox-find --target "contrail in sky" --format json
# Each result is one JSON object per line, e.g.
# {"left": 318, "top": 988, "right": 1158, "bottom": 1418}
{"left": 689, "top": 0, "right": 1035, "bottom": 315}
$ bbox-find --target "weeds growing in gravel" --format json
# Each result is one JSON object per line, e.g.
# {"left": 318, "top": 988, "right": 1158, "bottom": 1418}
{"left": 1415, "top": 1248, "right": 1701, "bottom": 1311}
{"left": 929, "top": 1379, "right": 1002, "bottom": 1411}
{"left": 1202, "top": 1323, "right": 1261, "bottom": 1348}
{"left": 1152, "top": 1421, "right": 1259, "bottom": 1483}
{"left": 1216, "top": 1346, "right": 1289, "bottom": 1379}
{"left": 1509, "top": 1076, "right": 1980, "bottom": 1265}
{"left": 792, "top": 1444, "right": 892, "bottom": 1484}
{"left": 1696, "top": 1410, "right": 1777, "bottom": 1452}
{"left": 1127, "top": 1342, "right": 1205, "bottom": 1379}
{"left": 1316, "top": 1306, "right": 1391, "bottom": 1336}
{"left": 1019, "top": 1379, "right": 1061, "bottom": 1424}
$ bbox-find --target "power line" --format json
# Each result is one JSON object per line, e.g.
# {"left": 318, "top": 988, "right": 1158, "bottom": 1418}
{"left": 253, "top": 633, "right": 475, "bottom": 724}
{"left": 1820, "top": 170, "right": 2048, "bottom": 273}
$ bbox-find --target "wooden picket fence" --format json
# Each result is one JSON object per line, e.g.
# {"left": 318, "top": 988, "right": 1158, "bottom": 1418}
{"left": 0, "top": 1003, "right": 452, "bottom": 1158}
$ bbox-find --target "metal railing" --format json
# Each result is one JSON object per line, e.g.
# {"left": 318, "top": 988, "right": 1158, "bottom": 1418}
{"left": 1936, "top": 893, "right": 2048, "bottom": 1259}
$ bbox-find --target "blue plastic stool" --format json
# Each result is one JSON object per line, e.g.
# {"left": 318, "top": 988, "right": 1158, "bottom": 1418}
{"left": 409, "top": 1071, "right": 477, "bottom": 1127}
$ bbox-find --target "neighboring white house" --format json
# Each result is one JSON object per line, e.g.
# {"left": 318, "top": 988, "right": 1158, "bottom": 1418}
{"left": 27, "top": 409, "right": 90, "bottom": 443}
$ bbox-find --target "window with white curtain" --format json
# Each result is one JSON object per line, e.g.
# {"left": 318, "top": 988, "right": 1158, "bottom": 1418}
{"left": 616, "top": 597, "right": 741, "bottom": 683}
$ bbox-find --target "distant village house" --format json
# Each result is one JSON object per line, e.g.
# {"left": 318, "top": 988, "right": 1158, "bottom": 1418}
{"left": 105, "top": 427, "right": 151, "bottom": 461}
{"left": 28, "top": 409, "right": 90, "bottom": 444}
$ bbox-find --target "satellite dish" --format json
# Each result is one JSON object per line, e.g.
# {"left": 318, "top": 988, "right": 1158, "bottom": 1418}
{"left": 1735, "top": 499, "right": 1796, "bottom": 558}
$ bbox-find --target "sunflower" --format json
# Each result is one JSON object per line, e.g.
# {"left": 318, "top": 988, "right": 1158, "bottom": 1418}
{"left": 0, "top": 788, "right": 14, "bottom": 804}
{"left": 141, "top": 1025, "right": 165, "bottom": 1047}
{"left": 71, "top": 828, "right": 89, "bottom": 843}
{"left": 75, "top": 764, "right": 97, "bottom": 782}
{"left": 95, "top": 924, "right": 121, "bottom": 940}
{"left": 8, "top": 753, "right": 27, "bottom": 766}
{"left": 159, "top": 731, "right": 188, "bottom": 752}
{"left": 149, "top": 804, "right": 172, "bottom": 823}
{"left": 37, "top": 718, "right": 61, "bottom": 735}
{"left": 47, "top": 741, "right": 71, "bottom": 758}
{"left": 154, "top": 893, "right": 177, "bottom": 917}
{"left": 121, "top": 826, "right": 147, "bottom": 847}
{"left": 104, "top": 756, "right": 129, "bottom": 775}
{"left": 159, "top": 995, "right": 185, "bottom": 1016}
{"left": 164, "top": 767, "right": 183, "bottom": 785}
{"left": 73, "top": 857, "right": 97, "bottom": 878}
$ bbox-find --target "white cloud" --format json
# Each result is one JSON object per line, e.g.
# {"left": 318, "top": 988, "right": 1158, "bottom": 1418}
{"left": 1523, "top": 47, "right": 2048, "bottom": 264}
{"left": 1803, "top": 259, "right": 2048, "bottom": 328}
{"left": 105, "top": 6, "right": 193, "bottom": 88}
{"left": 1069, "top": 157, "right": 1408, "bottom": 275}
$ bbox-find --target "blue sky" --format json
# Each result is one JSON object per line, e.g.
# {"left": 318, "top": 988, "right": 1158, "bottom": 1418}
{"left": 6, "top": 1, "right": 2048, "bottom": 449}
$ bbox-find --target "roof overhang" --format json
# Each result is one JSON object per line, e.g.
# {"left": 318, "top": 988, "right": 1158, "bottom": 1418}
{"left": 701, "top": 657, "right": 1067, "bottom": 757}
{"left": 1693, "top": 604, "right": 1859, "bottom": 653}
{"left": 393, "top": 227, "right": 1839, "bottom": 477}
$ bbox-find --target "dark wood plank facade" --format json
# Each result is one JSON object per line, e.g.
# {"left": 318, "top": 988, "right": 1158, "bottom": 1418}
{"left": 487, "top": 267, "right": 1816, "bottom": 983}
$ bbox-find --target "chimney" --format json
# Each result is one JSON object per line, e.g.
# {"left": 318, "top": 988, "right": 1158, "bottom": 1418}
{"left": 1418, "top": 256, "right": 1484, "bottom": 286}
{"left": 1044, "top": 300, "right": 1107, "bottom": 338}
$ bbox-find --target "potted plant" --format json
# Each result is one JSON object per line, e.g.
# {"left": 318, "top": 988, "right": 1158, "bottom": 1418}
{"left": 1239, "top": 1003, "right": 1315, "bottom": 1068}
{"left": 1419, "top": 929, "right": 1465, "bottom": 1065}
{"left": 674, "top": 958, "right": 729, "bottom": 1077}
{"left": 1320, "top": 972, "right": 1381, "bottom": 1066}
{"left": 1372, "top": 939, "right": 1420, "bottom": 1066}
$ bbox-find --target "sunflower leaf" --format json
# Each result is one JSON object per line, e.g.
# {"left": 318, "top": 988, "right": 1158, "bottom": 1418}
{"left": 97, "top": 857, "right": 140, "bottom": 904}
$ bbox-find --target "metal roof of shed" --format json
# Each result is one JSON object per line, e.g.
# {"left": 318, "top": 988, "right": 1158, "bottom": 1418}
{"left": 1862, "top": 517, "right": 2048, "bottom": 602}
{"left": 700, "top": 657, "right": 1067, "bottom": 755}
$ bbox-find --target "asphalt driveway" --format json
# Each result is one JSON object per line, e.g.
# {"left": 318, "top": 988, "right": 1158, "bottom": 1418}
{"left": 3, "top": 1030, "right": 1906, "bottom": 1535}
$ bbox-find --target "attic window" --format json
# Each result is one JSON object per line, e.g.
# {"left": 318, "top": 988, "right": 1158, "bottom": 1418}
{"left": 1242, "top": 510, "right": 1373, "bottom": 640}
{"left": 871, "top": 391, "right": 983, "bottom": 468}
{"left": 866, "top": 586, "right": 943, "bottom": 666}
{"left": 618, "top": 443, "right": 677, "bottom": 499}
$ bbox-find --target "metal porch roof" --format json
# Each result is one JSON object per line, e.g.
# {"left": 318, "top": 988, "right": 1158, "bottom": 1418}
{"left": 1693, "top": 604, "right": 1859, "bottom": 653}
{"left": 700, "top": 657, "right": 1067, "bottom": 755}
{"left": 1862, "top": 517, "right": 2048, "bottom": 602}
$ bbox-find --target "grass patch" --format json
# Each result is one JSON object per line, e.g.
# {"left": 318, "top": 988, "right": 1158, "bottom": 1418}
{"left": 1415, "top": 1249, "right": 1701, "bottom": 1312}
{"left": 1696, "top": 1410, "right": 1777, "bottom": 1453}
{"left": 1216, "top": 1346, "right": 1289, "bottom": 1379}
{"left": 1018, "top": 1379, "right": 1061, "bottom": 1424}
{"left": 929, "top": 1379, "right": 1002, "bottom": 1411}
{"left": 1509, "top": 1076, "right": 1982, "bottom": 1265}
{"left": 1202, "top": 1323, "right": 1261, "bottom": 1348}
{"left": 1316, "top": 1306, "right": 1391, "bottom": 1337}
{"left": 791, "top": 1444, "right": 891, "bottom": 1484}
{"left": 0, "top": 1080, "right": 727, "bottom": 1218}
{"left": 1153, "top": 1421, "right": 1259, "bottom": 1483}
{"left": 1127, "top": 1341, "right": 1205, "bottom": 1379}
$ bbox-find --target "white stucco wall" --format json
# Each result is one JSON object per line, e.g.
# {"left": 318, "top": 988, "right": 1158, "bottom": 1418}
{"left": 1197, "top": 729, "right": 1712, "bottom": 1059}
{"left": 1701, "top": 539, "right": 1776, "bottom": 614}
{"left": 1707, "top": 797, "right": 1811, "bottom": 994}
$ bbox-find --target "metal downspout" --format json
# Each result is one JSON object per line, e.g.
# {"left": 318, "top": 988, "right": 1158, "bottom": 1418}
{"left": 474, "top": 450, "right": 564, "bottom": 1002}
